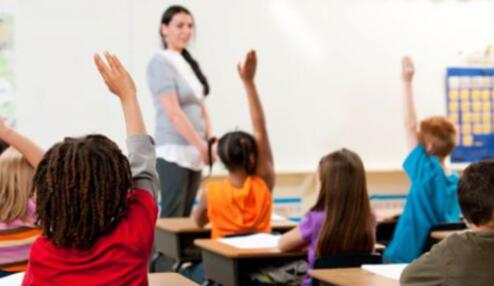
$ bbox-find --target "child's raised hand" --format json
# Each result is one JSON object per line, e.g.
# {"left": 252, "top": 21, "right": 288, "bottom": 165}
{"left": 94, "top": 52, "right": 136, "bottom": 101}
{"left": 237, "top": 50, "right": 257, "bottom": 83}
{"left": 402, "top": 56, "right": 415, "bottom": 82}
{"left": 0, "top": 117, "right": 10, "bottom": 136}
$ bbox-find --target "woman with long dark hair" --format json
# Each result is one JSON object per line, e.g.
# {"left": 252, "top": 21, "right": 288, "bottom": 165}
{"left": 147, "top": 5, "right": 212, "bottom": 217}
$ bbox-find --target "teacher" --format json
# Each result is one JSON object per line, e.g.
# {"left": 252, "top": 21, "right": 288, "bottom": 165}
{"left": 147, "top": 5, "right": 211, "bottom": 218}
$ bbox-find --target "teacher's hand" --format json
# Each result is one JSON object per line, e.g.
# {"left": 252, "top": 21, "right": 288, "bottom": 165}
{"left": 198, "top": 140, "right": 216, "bottom": 165}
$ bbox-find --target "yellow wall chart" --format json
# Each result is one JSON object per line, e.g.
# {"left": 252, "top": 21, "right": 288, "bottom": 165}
{"left": 448, "top": 68, "right": 494, "bottom": 162}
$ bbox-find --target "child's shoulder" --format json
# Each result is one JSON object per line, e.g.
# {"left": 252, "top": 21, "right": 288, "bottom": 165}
{"left": 126, "top": 189, "right": 158, "bottom": 219}
{"left": 404, "top": 144, "right": 447, "bottom": 179}
{"left": 250, "top": 175, "right": 269, "bottom": 188}
{"left": 301, "top": 210, "right": 325, "bottom": 225}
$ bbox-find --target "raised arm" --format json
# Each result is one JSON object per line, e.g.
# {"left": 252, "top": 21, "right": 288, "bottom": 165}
{"left": 0, "top": 119, "right": 43, "bottom": 167}
{"left": 94, "top": 52, "right": 159, "bottom": 198}
{"left": 94, "top": 52, "right": 145, "bottom": 136}
{"left": 402, "top": 56, "right": 419, "bottom": 150}
{"left": 237, "top": 50, "right": 274, "bottom": 190}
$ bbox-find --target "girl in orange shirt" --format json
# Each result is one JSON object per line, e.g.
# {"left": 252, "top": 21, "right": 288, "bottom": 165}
{"left": 192, "top": 50, "right": 274, "bottom": 239}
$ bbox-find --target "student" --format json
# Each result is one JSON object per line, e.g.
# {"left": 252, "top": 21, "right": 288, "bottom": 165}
{"left": 0, "top": 123, "right": 43, "bottom": 276}
{"left": 384, "top": 57, "right": 460, "bottom": 263}
{"left": 401, "top": 159, "right": 494, "bottom": 285}
{"left": 278, "top": 149, "right": 375, "bottom": 286}
{"left": 192, "top": 50, "right": 274, "bottom": 239}
{"left": 22, "top": 52, "right": 159, "bottom": 286}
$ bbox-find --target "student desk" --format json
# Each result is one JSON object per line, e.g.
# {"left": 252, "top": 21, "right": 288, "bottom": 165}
{"left": 430, "top": 229, "right": 465, "bottom": 240}
{"left": 374, "top": 243, "right": 385, "bottom": 253}
{"left": 195, "top": 239, "right": 306, "bottom": 286}
{"left": 148, "top": 273, "right": 198, "bottom": 286}
{"left": 154, "top": 218, "right": 297, "bottom": 271}
{"left": 310, "top": 268, "right": 399, "bottom": 286}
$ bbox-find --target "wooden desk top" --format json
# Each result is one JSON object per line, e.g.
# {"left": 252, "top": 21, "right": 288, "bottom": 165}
{"left": 156, "top": 217, "right": 296, "bottom": 233}
{"left": 194, "top": 239, "right": 306, "bottom": 259}
{"left": 374, "top": 243, "right": 385, "bottom": 252}
{"left": 156, "top": 218, "right": 209, "bottom": 233}
{"left": 194, "top": 239, "right": 384, "bottom": 259}
{"left": 430, "top": 229, "right": 466, "bottom": 240}
{"left": 310, "top": 268, "right": 399, "bottom": 286}
{"left": 148, "top": 273, "right": 198, "bottom": 286}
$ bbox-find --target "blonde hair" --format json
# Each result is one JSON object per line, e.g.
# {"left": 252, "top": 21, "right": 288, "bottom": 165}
{"left": 0, "top": 147, "right": 35, "bottom": 224}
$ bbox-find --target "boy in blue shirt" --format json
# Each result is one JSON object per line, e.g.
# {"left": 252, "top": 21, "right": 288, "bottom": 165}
{"left": 384, "top": 57, "right": 461, "bottom": 263}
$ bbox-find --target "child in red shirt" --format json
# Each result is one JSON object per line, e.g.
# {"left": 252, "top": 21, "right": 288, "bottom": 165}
{"left": 22, "top": 52, "right": 159, "bottom": 286}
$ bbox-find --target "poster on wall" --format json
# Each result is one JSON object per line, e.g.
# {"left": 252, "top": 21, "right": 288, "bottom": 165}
{"left": 0, "top": 1, "right": 15, "bottom": 126}
{"left": 447, "top": 67, "right": 494, "bottom": 163}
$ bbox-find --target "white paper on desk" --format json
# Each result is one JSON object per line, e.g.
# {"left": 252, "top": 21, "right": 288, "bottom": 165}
{"left": 271, "top": 213, "right": 287, "bottom": 222}
{"left": 219, "top": 233, "right": 281, "bottom": 249}
{"left": 361, "top": 264, "right": 407, "bottom": 281}
{"left": 0, "top": 272, "right": 24, "bottom": 286}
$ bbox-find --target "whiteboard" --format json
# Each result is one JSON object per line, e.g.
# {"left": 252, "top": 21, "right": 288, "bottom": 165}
{"left": 10, "top": 0, "right": 494, "bottom": 172}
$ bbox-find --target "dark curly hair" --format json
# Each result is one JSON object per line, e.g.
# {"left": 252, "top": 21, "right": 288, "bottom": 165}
{"left": 217, "top": 131, "right": 258, "bottom": 175}
{"left": 34, "top": 134, "right": 132, "bottom": 250}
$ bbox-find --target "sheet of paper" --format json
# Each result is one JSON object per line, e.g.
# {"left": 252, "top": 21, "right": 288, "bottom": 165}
{"left": 219, "top": 233, "right": 281, "bottom": 249}
{"left": 361, "top": 264, "right": 408, "bottom": 281}
{"left": 271, "top": 213, "right": 287, "bottom": 222}
{"left": 0, "top": 272, "right": 24, "bottom": 286}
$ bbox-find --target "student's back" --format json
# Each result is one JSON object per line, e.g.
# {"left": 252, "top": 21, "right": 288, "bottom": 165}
{"left": 278, "top": 149, "right": 376, "bottom": 286}
{"left": 384, "top": 144, "right": 460, "bottom": 262}
{"left": 192, "top": 51, "right": 275, "bottom": 239}
{"left": 22, "top": 53, "right": 159, "bottom": 286}
{"left": 207, "top": 176, "right": 271, "bottom": 239}
{"left": 384, "top": 57, "right": 460, "bottom": 263}
{"left": 23, "top": 189, "right": 156, "bottom": 285}
{"left": 401, "top": 160, "right": 494, "bottom": 286}
{"left": 0, "top": 135, "right": 44, "bottom": 275}
{"left": 401, "top": 231, "right": 494, "bottom": 286}
{"left": 0, "top": 200, "right": 40, "bottom": 274}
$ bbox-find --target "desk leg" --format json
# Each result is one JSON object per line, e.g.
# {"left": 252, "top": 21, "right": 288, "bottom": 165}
{"left": 201, "top": 250, "right": 239, "bottom": 286}
{"left": 155, "top": 229, "right": 181, "bottom": 261}
{"left": 172, "top": 261, "right": 184, "bottom": 272}
{"left": 150, "top": 252, "right": 163, "bottom": 273}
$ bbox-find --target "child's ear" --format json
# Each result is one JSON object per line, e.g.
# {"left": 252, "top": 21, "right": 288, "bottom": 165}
{"left": 425, "top": 143, "right": 435, "bottom": 154}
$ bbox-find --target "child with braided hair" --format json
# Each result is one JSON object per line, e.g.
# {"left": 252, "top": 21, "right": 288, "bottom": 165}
{"left": 22, "top": 52, "right": 159, "bottom": 286}
{"left": 192, "top": 50, "right": 275, "bottom": 239}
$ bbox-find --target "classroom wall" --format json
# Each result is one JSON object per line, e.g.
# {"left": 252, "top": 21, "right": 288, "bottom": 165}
{"left": 7, "top": 0, "right": 494, "bottom": 173}
{"left": 206, "top": 170, "right": 410, "bottom": 213}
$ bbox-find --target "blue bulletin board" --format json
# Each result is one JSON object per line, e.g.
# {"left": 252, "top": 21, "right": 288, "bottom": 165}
{"left": 447, "top": 68, "right": 494, "bottom": 163}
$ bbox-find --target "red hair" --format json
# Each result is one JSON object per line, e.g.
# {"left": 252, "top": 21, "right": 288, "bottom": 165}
{"left": 419, "top": 116, "right": 457, "bottom": 158}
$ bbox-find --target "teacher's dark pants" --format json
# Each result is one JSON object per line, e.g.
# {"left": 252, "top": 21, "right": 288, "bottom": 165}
{"left": 156, "top": 158, "right": 202, "bottom": 218}
{"left": 151, "top": 159, "right": 202, "bottom": 272}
